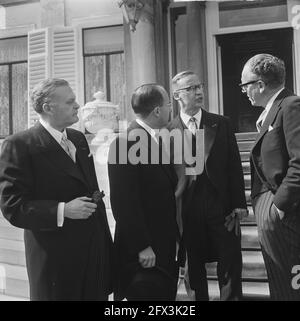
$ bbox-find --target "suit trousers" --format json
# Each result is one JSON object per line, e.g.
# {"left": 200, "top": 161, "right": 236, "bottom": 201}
{"left": 191, "top": 210, "right": 243, "bottom": 301}
{"left": 253, "top": 191, "right": 300, "bottom": 300}
{"left": 186, "top": 174, "right": 243, "bottom": 301}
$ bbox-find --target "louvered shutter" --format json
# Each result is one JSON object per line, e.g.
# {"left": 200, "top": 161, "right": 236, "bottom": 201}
{"left": 52, "top": 27, "right": 81, "bottom": 130}
{"left": 52, "top": 27, "right": 78, "bottom": 95}
{"left": 28, "top": 28, "right": 49, "bottom": 127}
{"left": 27, "top": 27, "right": 81, "bottom": 130}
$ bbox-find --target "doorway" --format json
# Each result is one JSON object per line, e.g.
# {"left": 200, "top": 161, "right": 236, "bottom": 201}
{"left": 217, "top": 28, "right": 293, "bottom": 133}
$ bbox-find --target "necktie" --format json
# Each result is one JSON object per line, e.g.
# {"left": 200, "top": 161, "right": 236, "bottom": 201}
{"left": 256, "top": 109, "right": 267, "bottom": 132}
{"left": 188, "top": 117, "right": 198, "bottom": 135}
{"left": 61, "top": 133, "right": 76, "bottom": 162}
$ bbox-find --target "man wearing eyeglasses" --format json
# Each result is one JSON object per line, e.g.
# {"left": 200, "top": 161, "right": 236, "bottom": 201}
{"left": 168, "top": 71, "right": 247, "bottom": 301}
{"left": 241, "top": 54, "right": 300, "bottom": 300}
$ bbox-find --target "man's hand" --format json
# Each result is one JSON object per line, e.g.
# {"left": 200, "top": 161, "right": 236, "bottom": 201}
{"left": 233, "top": 208, "right": 249, "bottom": 220}
{"left": 138, "top": 246, "right": 156, "bottom": 268}
{"left": 224, "top": 208, "right": 248, "bottom": 236}
{"left": 64, "top": 196, "right": 97, "bottom": 220}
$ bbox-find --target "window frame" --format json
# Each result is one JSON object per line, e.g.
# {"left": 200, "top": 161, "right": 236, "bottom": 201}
{"left": 0, "top": 35, "right": 27, "bottom": 138}
{"left": 82, "top": 25, "right": 124, "bottom": 104}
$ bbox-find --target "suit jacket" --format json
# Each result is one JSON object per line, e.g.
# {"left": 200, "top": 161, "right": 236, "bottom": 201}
{"left": 0, "top": 123, "right": 113, "bottom": 300}
{"left": 168, "top": 109, "right": 246, "bottom": 215}
{"left": 251, "top": 89, "right": 300, "bottom": 213}
{"left": 168, "top": 109, "right": 246, "bottom": 261}
{"left": 107, "top": 120, "right": 179, "bottom": 300}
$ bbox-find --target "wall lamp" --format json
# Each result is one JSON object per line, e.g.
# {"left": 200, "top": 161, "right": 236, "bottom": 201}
{"left": 117, "top": 0, "right": 144, "bottom": 32}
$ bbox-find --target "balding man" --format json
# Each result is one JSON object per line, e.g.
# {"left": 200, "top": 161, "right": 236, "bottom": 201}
{"left": 108, "top": 84, "right": 180, "bottom": 301}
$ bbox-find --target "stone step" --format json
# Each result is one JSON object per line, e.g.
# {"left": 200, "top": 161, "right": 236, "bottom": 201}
{"left": 177, "top": 278, "right": 269, "bottom": 301}
{"left": 0, "top": 293, "right": 28, "bottom": 301}
{"left": 0, "top": 238, "right": 26, "bottom": 266}
{"left": 206, "top": 250, "right": 267, "bottom": 280}
{"left": 0, "top": 216, "right": 10, "bottom": 227}
{"left": 245, "top": 190, "right": 251, "bottom": 205}
{"left": 0, "top": 226, "right": 23, "bottom": 241}
{"left": 235, "top": 132, "right": 258, "bottom": 141}
{"left": 240, "top": 151, "right": 250, "bottom": 162}
{"left": 242, "top": 161, "right": 250, "bottom": 174}
{"left": 241, "top": 226, "right": 260, "bottom": 249}
{"left": 0, "top": 263, "right": 29, "bottom": 298}
{"left": 237, "top": 140, "right": 255, "bottom": 152}
{"left": 244, "top": 174, "right": 251, "bottom": 189}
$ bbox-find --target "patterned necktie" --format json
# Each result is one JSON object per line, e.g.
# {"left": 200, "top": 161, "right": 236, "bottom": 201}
{"left": 188, "top": 117, "right": 198, "bottom": 135}
{"left": 61, "top": 133, "right": 76, "bottom": 162}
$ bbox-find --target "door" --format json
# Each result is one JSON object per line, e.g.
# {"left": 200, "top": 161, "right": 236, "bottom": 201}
{"left": 217, "top": 28, "right": 294, "bottom": 133}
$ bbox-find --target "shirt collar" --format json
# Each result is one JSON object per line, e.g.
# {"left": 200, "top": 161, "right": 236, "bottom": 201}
{"left": 180, "top": 108, "right": 202, "bottom": 129}
{"left": 264, "top": 87, "right": 285, "bottom": 119}
{"left": 135, "top": 118, "right": 158, "bottom": 142}
{"left": 39, "top": 118, "right": 67, "bottom": 145}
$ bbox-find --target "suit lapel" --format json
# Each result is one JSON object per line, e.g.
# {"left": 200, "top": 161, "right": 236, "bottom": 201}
{"left": 252, "top": 89, "right": 290, "bottom": 150}
{"left": 34, "top": 123, "right": 90, "bottom": 189}
{"left": 66, "top": 129, "right": 94, "bottom": 191}
{"left": 201, "top": 109, "right": 218, "bottom": 163}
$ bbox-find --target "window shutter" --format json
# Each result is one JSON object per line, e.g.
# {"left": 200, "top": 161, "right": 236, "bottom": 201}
{"left": 27, "top": 29, "right": 49, "bottom": 128}
{"left": 27, "top": 27, "right": 82, "bottom": 130}
{"left": 51, "top": 27, "right": 78, "bottom": 95}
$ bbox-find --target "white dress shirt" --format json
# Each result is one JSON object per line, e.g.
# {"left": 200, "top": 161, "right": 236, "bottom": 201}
{"left": 136, "top": 118, "right": 159, "bottom": 143}
{"left": 180, "top": 108, "right": 202, "bottom": 131}
{"left": 256, "top": 87, "right": 284, "bottom": 131}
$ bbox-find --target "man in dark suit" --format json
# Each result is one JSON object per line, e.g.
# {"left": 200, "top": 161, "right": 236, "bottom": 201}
{"left": 168, "top": 71, "right": 247, "bottom": 301}
{"left": 241, "top": 54, "right": 300, "bottom": 300}
{"left": 0, "top": 78, "right": 113, "bottom": 301}
{"left": 108, "top": 84, "right": 180, "bottom": 301}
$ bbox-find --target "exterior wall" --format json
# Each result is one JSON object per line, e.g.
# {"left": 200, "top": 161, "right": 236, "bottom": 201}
{"left": 0, "top": 0, "right": 122, "bottom": 29}
{"left": 0, "top": 2, "right": 40, "bottom": 28}
{"left": 65, "top": 0, "right": 121, "bottom": 26}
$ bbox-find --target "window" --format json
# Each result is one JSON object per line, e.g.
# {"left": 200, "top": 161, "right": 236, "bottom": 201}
{"left": 0, "top": 36, "right": 28, "bottom": 137}
{"left": 83, "top": 26, "right": 126, "bottom": 120}
{"left": 219, "top": 0, "right": 288, "bottom": 28}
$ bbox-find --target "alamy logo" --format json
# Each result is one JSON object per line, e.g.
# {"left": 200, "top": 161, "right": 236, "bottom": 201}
{"left": 108, "top": 128, "right": 205, "bottom": 175}
{"left": 292, "top": 5, "right": 300, "bottom": 30}
{"left": 291, "top": 265, "right": 300, "bottom": 290}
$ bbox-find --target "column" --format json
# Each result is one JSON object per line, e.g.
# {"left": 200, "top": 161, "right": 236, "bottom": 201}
{"left": 186, "top": 2, "right": 209, "bottom": 109}
{"left": 123, "top": 0, "right": 157, "bottom": 121}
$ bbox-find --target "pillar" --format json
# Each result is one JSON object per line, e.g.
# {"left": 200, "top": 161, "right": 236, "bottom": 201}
{"left": 123, "top": 0, "right": 157, "bottom": 121}
{"left": 186, "top": 2, "right": 209, "bottom": 109}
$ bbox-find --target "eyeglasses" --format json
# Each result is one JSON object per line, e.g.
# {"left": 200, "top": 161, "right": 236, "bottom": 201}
{"left": 175, "top": 83, "right": 204, "bottom": 93}
{"left": 239, "top": 79, "right": 261, "bottom": 93}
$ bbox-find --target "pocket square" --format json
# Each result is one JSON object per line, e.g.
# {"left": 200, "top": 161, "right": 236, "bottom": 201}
{"left": 268, "top": 125, "right": 274, "bottom": 132}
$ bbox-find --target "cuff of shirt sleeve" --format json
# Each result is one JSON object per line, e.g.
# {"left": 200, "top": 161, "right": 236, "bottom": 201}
{"left": 57, "top": 202, "right": 65, "bottom": 227}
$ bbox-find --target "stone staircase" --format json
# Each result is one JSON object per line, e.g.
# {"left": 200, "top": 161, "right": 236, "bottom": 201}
{"left": 0, "top": 132, "right": 269, "bottom": 301}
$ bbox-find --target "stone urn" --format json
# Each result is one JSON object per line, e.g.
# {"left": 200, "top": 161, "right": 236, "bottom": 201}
{"left": 81, "top": 92, "right": 120, "bottom": 211}
{"left": 81, "top": 91, "right": 119, "bottom": 134}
